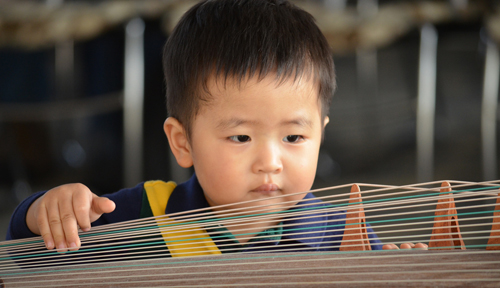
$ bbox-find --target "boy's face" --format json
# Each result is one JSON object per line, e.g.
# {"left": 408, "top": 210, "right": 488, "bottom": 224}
{"left": 166, "top": 74, "right": 327, "bottom": 214}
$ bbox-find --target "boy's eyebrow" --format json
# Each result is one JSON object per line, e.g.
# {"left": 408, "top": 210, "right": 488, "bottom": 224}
{"left": 216, "top": 117, "right": 313, "bottom": 130}
{"left": 216, "top": 118, "right": 255, "bottom": 130}
{"left": 282, "top": 118, "right": 314, "bottom": 128}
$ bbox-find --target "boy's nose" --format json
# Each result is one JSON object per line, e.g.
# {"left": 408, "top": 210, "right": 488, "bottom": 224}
{"left": 252, "top": 143, "right": 283, "bottom": 174}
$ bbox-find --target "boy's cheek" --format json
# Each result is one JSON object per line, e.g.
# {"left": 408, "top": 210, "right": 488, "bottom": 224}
{"left": 293, "top": 157, "right": 319, "bottom": 191}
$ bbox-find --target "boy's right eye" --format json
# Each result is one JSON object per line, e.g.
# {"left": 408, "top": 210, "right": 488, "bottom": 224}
{"left": 228, "top": 135, "right": 251, "bottom": 143}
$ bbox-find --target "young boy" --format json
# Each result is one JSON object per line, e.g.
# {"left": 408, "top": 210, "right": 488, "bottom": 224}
{"left": 7, "top": 0, "right": 393, "bottom": 255}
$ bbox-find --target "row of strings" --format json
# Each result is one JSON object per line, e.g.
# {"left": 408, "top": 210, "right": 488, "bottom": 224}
{"left": 1, "top": 180, "right": 499, "bottom": 281}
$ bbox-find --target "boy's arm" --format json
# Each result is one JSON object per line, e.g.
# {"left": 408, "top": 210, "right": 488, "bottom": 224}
{"left": 366, "top": 223, "right": 383, "bottom": 250}
{"left": 6, "top": 190, "right": 45, "bottom": 240}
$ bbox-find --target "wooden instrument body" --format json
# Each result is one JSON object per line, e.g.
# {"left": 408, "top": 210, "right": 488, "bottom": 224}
{"left": 1, "top": 251, "right": 499, "bottom": 287}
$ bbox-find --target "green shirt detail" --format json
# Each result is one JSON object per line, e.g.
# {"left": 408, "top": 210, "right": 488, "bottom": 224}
{"left": 140, "top": 191, "right": 155, "bottom": 218}
{"left": 207, "top": 222, "right": 283, "bottom": 253}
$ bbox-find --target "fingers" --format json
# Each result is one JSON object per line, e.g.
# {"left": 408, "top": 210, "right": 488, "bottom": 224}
{"left": 60, "top": 190, "right": 83, "bottom": 251}
{"left": 400, "top": 243, "right": 414, "bottom": 249}
{"left": 44, "top": 193, "right": 70, "bottom": 252}
{"left": 400, "top": 243, "right": 428, "bottom": 250}
{"left": 52, "top": 184, "right": 90, "bottom": 252}
{"left": 73, "top": 188, "right": 93, "bottom": 233}
{"left": 90, "top": 196, "right": 116, "bottom": 218}
{"left": 414, "top": 243, "right": 428, "bottom": 250}
{"left": 382, "top": 243, "right": 399, "bottom": 250}
{"left": 35, "top": 201, "right": 55, "bottom": 250}
{"left": 382, "top": 243, "right": 428, "bottom": 250}
{"left": 48, "top": 188, "right": 82, "bottom": 253}
{"left": 74, "top": 189, "right": 115, "bottom": 231}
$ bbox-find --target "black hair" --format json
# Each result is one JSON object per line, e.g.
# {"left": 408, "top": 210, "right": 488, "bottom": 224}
{"left": 163, "top": 0, "right": 336, "bottom": 139}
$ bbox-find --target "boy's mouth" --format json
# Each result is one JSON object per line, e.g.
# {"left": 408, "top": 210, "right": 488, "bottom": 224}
{"left": 251, "top": 183, "right": 280, "bottom": 192}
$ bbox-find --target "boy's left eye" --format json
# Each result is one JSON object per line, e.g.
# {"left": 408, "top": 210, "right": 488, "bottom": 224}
{"left": 229, "top": 135, "right": 251, "bottom": 143}
{"left": 283, "top": 135, "right": 303, "bottom": 143}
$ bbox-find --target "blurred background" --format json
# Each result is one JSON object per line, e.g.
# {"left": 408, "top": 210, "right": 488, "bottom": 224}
{"left": 0, "top": 0, "right": 499, "bottom": 240}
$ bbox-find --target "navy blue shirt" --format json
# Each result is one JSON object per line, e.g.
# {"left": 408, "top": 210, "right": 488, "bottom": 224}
{"left": 6, "top": 174, "right": 382, "bottom": 251}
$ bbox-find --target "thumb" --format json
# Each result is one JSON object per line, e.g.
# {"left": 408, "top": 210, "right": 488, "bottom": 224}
{"left": 91, "top": 196, "right": 116, "bottom": 216}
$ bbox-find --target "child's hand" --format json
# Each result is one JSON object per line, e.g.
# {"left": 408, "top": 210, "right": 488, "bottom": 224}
{"left": 26, "top": 183, "right": 116, "bottom": 252}
{"left": 382, "top": 243, "right": 428, "bottom": 250}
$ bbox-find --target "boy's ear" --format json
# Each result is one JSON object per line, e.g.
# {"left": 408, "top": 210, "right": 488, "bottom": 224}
{"left": 321, "top": 116, "right": 330, "bottom": 143}
{"left": 163, "top": 117, "right": 193, "bottom": 168}
{"left": 323, "top": 116, "right": 329, "bottom": 128}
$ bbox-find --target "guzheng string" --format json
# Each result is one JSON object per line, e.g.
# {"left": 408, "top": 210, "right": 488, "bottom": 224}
{"left": 1, "top": 180, "right": 499, "bottom": 256}
{"left": 1, "top": 182, "right": 499, "bottom": 251}
{"left": 1, "top": 180, "right": 500, "bottom": 287}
